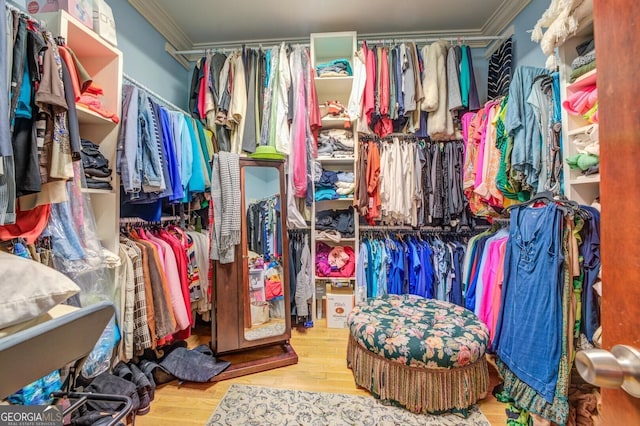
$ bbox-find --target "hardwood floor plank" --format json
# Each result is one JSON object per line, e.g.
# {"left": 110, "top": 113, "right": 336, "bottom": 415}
{"left": 134, "top": 321, "right": 507, "bottom": 425}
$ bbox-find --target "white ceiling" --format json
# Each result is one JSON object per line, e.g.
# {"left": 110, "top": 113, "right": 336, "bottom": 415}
{"left": 128, "top": 0, "right": 531, "bottom": 63}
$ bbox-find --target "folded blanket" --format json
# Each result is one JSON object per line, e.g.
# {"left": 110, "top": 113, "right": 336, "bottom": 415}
{"left": 569, "top": 61, "right": 596, "bottom": 83}
{"left": 571, "top": 50, "right": 596, "bottom": 70}
{"left": 562, "top": 85, "right": 597, "bottom": 116}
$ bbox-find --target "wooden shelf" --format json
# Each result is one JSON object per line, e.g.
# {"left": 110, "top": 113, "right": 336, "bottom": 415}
{"left": 315, "top": 76, "right": 354, "bottom": 104}
{"left": 77, "top": 105, "right": 118, "bottom": 125}
{"left": 314, "top": 237, "right": 356, "bottom": 242}
{"left": 569, "top": 174, "right": 600, "bottom": 185}
{"left": 316, "top": 157, "right": 355, "bottom": 164}
{"left": 321, "top": 116, "right": 352, "bottom": 127}
{"left": 315, "top": 197, "right": 354, "bottom": 203}
{"left": 567, "top": 123, "right": 598, "bottom": 136}
{"left": 81, "top": 187, "right": 114, "bottom": 195}
{"left": 36, "top": 9, "right": 122, "bottom": 254}
{"left": 314, "top": 276, "right": 356, "bottom": 281}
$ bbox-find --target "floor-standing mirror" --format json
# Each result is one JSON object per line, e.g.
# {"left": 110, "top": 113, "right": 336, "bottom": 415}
{"left": 211, "top": 158, "right": 297, "bottom": 380}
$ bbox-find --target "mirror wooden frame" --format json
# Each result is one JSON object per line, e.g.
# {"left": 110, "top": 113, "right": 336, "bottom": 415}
{"left": 210, "top": 158, "right": 298, "bottom": 381}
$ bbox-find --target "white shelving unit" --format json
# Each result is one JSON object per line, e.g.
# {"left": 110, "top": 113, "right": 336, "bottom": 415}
{"left": 558, "top": 17, "right": 599, "bottom": 205}
{"left": 309, "top": 32, "right": 358, "bottom": 325}
{"left": 37, "top": 10, "right": 123, "bottom": 253}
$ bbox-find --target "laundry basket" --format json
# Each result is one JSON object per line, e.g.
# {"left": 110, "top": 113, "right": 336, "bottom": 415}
{"left": 250, "top": 301, "right": 270, "bottom": 325}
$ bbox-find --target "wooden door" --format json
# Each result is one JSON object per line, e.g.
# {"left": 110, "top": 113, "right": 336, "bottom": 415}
{"left": 594, "top": 1, "right": 640, "bottom": 423}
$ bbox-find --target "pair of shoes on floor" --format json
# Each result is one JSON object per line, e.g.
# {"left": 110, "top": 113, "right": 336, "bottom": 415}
{"left": 112, "top": 362, "right": 155, "bottom": 416}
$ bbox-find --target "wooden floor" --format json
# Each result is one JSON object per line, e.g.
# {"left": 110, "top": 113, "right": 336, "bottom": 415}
{"left": 134, "top": 321, "right": 507, "bottom": 425}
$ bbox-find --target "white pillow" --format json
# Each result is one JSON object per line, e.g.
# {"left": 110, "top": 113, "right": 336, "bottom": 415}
{"left": 0, "top": 251, "right": 80, "bottom": 329}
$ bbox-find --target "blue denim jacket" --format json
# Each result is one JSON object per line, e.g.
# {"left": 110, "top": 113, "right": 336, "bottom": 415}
{"left": 117, "top": 85, "right": 142, "bottom": 197}
{"left": 138, "top": 91, "right": 166, "bottom": 192}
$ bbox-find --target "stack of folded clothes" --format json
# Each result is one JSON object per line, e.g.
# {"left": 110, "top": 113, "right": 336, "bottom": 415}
{"left": 77, "top": 82, "right": 120, "bottom": 123}
{"left": 315, "top": 207, "right": 355, "bottom": 238}
{"left": 317, "top": 129, "right": 354, "bottom": 158}
{"left": 81, "top": 139, "right": 113, "bottom": 190}
{"left": 315, "top": 58, "right": 352, "bottom": 77}
{"left": 570, "top": 38, "right": 596, "bottom": 82}
{"left": 314, "top": 169, "right": 355, "bottom": 201}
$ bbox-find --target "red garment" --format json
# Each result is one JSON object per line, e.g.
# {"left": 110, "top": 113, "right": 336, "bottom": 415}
{"left": 374, "top": 47, "right": 393, "bottom": 137}
{"left": 198, "top": 58, "right": 208, "bottom": 121}
{"left": 160, "top": 229, "right": 193, "bottom": 336}
{"left": 265, "top": 277, "right": 284, "bottom": 300}
{"left": 77, "top": 84, "right": 120, "bottom": 123}
{"left": 365, "top": 141, "right": 381, "bottom": 224}
{"left": 362, "top": 42, "right": 376, "bottom": 128}
{"left": 292, "top": 59, "right": 308, "bottom": 197}
{"left": 308, "top": 66, "right": 322, "bottom": 152}
{"left": 85, "top": 83, "right": 104, "bottom": 95}
{"left": 0, "top": 204, "right": 50, "bottom": 244}
{"left": 57, "top": 46, "right": 82, "bottom": 101}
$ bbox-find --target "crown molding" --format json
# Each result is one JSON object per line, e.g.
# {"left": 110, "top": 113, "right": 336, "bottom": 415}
{"left": 128, "top": 0, "right": 192, "bottom": 51}
{"left": 482, "top": 0, "right": 532, "bottom": 36}
{"left": 133, "top": 0, "right": 532, "bottom": 63}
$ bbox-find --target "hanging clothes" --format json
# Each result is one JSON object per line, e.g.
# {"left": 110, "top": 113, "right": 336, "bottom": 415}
{"left": 488, "top": 36, "right": 513, "bottom": 100}
{"left": 118, "top": 221, "right": 211, "bottom": 359}
{"left": 357, "top": 136, "right": 469, "bottom": 228}
{"left": 357, "top": 232, "right": 470, "bottom": 306}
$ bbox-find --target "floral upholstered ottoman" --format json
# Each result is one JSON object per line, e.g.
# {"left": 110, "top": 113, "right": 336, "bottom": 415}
{"left": 346, "top": 294, "right": 490, "bottom": 415}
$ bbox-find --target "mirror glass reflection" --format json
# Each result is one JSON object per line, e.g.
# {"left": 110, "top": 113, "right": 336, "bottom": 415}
{"left": 243, "top": 166, "right": 286, "bottom": 340}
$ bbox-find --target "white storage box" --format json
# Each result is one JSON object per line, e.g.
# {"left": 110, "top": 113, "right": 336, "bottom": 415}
{"left": 28, "top": 0, "right": 93, "bottom": 29}
{"left": 92, "top": 0, "right": 116, "bottom": 46}
{"left": 326, "top": 284, "right": 354, "bottom": 328}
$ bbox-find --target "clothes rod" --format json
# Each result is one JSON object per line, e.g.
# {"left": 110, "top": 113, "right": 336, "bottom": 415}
{"left": 5, "top": 2, "right": 46, "bottom": 27}
{"left": 361, "top": 35, "right": 507, "bottom": 44}
{"left": 172, "top": 35, "right": 508, "bottom": 56}
{"left": 173, "top": 43, "right": 309, "bottom": 56}
{"left": 119, "top": 215, "right": 182, "bottom": 224}
{"left": 122, "top": 73, "right": 189, "bottom": 115}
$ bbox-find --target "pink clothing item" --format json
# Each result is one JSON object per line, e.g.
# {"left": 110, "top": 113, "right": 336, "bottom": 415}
{"left": 160, "top": 228, "right": 193, "bottom": 328}
{"left": 328, "top": 246, "right": 350, "bottom": 270}
{"left": 478, "top": 237, "right": 507, "bottom": 338}
{"left": 138, "top": 228, "right": 166, "bottom": 271}
{"left": 478, "top": 238, "right": 508, "bottom": 346}
{"left": 461, "top": 112, "right": 475, "bottom": 146}
{"left": 198, "top": 59, "right": 209, "bottom": 121}
{"left": 77, "top": 93, "right": 101, "bottom": 108}
{"left": 363, "top": 42, "right": 376, "bottom": 127}
{"left": 292, "top": 60, "right": 308, "bottom": 198}
{"left": 316, "top": 242, "right": 356, "bottom": 278}
{"left": 374, "top": 47, "right": 393, "bottom": 137}
{"left": 265, "top": 277, "right": 284, "bottom": 300}
{"left": 144, "top": 230, "right": 190, "bottom": 332}
{"left": 474, "top": 100, "right": 499, "bottom": 192}
{"left": 562, "top": 85, "right": 597, "bottom": 116}
{"left": 472, "top": 107, "right": 489, "bottom": 190}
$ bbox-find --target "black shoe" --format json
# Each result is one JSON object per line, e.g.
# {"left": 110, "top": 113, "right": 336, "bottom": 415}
{"left": 138, "top": 359, "right": 176, "bottom": 386}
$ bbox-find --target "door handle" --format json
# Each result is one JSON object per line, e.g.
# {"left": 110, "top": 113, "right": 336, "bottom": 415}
{"left": 575, "top": 345, "right": 640, "bottom": 398}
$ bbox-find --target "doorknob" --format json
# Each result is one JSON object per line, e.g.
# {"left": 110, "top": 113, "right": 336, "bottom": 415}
{"left": 575, "top": 345, "right": 640, "bottom": 398}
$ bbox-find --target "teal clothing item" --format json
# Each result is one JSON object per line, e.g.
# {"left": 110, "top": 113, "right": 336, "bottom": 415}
{"left": 315, "top": 59, "right": 353, "bottom": 76}
{"left": 370, "top": 239, "right": 383, "bottom": 297}
{"left": 494, "top": 203, "right": 564, "bottom": 404}
{"left": 460, "top": 47, "right": 470, "bottom": 108}
{"left": 505, "top": 66, "right": 550, "bottom": 192}
{"left": 176, "top": 114, "right": 193, "bottom": 195}
{"left": 195, "top": 120, "right": 212, "bottom": 182}
{"left": 14, "top": 56, "right": 32, "bottom": 119}
{"left": 377, "top": 243, "right": 389, "bottom": 297}
{"left": 364, "top": 239, "right": 375, "bottom": 298}
{"left": 184, "top": 118, "right": 207, "bottom": 201}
